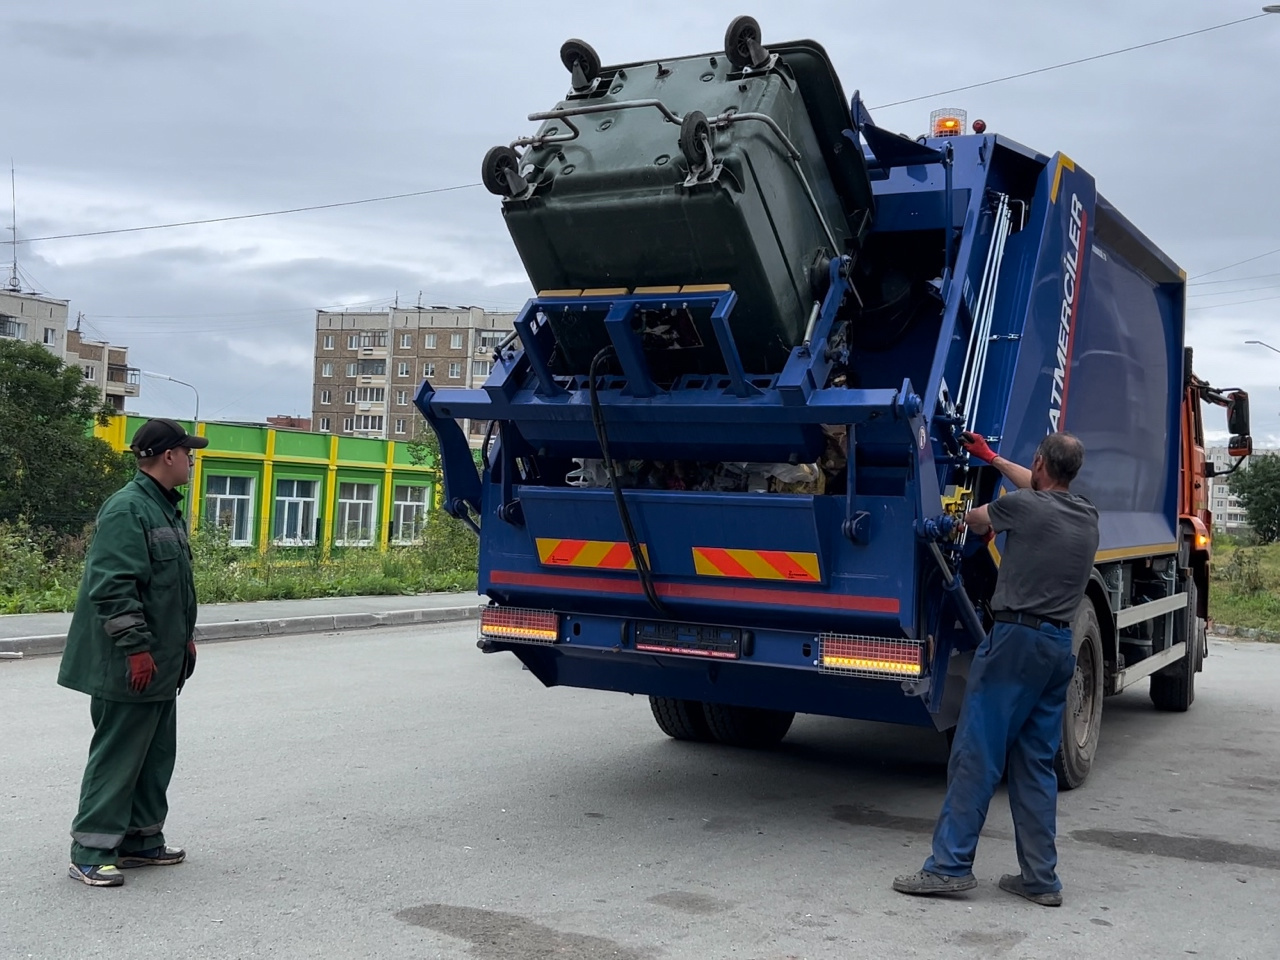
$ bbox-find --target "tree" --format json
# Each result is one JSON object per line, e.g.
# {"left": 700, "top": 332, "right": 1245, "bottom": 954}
{"left": 0, "top": 339, "right": 133, "bottom": 535}
{"left": 1228, "top": 453, "right": 1280, "bottom": 544}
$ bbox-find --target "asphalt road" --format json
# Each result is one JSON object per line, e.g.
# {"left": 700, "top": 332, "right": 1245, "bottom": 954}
{"left": 3, "top": 625, "right": 1279, "bottom": 960}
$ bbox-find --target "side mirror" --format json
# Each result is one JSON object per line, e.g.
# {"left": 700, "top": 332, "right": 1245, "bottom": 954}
{"left": 1229, "top": 435, "right": 1253, "bottom": 459}
{"left": 1227, "top": 390, "right": 1251, "bottom": 438}
{"left": 1203, "top": 461, "right": 1217, "bottom": 478}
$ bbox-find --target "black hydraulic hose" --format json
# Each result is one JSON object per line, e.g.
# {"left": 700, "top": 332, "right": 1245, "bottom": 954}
{"left": 588, "top": 347, "right": 667, "bottom": 616}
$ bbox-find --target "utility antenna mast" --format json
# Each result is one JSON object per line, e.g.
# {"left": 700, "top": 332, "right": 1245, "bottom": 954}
{"left": 6, "top": 162, "right": 19, "bottom": 292}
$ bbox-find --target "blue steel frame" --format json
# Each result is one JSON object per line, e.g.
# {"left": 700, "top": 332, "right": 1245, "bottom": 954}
{"left": 413, "top": 97, "right": 1186, "bottom": 733}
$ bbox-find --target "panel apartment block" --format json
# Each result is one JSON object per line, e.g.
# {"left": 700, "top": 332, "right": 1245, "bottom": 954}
{"left": 313, "top": 305, "right": 516, "bottom": 443}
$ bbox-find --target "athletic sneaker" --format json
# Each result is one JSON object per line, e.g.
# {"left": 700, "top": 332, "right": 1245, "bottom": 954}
{"left": 119, "top": 845, "right": 186, "bottom": 868}
{"left": 69, "top": 863, "right": 124, "bottom": 887}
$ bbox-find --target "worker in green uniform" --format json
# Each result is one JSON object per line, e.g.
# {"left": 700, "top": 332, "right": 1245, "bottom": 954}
{"left": 59, "top": 417, "right": 208, "bottom": 886}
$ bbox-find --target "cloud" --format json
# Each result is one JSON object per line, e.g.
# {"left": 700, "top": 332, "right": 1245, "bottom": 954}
{"left": 7, "top": 19, "right": 246, "bottom": 61}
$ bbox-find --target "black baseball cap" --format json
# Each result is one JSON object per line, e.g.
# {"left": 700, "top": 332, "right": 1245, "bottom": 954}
{"left": 130, "top": 418, "right": 210, "bottom": 458}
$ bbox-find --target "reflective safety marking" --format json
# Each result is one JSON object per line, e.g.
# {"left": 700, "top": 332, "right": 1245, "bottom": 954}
{"left": 679, "top": 283, "right": 732, "bottom": 293}
{"left": 693, "top": 547, "right": 820, "bottom": 582}
{"left": 536, "top": 538, "right": 647, "bottom": 570}
{"left": 633, "top": 285, "right": 682, "bottom": 294}
{"left": 104, "top": 613, "right": 146, "bottom": 636}
{"left": 73, "top": 831, "right": 125, "bottom": 849}
{"left": 537, "top": 288, "right": 582, "bottom": 297}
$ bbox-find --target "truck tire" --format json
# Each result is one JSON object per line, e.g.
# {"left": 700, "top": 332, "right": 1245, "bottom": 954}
{"left": 649, "top": 696, "right": 714, "bottom": 741}
{"left": 702, "top": 703, "right": 794, "bottom": 748}
{"left": 1150, "top": 579, "right": 1197, "bottom": 712}
{"left": 1054, "top": 600, "right": 1104, "bottom": 790}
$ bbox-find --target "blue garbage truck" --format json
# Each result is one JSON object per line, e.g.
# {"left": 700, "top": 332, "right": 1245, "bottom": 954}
{"left": 416, "top": 17, "right": 1252, "bottom": 787}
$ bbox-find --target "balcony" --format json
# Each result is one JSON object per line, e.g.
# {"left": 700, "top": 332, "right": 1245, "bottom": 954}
{"left": 106, "top": 364, "right": 141, "bottom": 397}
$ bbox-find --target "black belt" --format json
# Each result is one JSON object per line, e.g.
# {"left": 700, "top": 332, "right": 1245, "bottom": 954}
{"left": 993, "top": 610, "right": 1070, "bottom": 632}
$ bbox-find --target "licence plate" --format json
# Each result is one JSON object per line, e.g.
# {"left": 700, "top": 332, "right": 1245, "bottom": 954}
{"left": 634, "top": 621, "right": 742, "bottom": 660}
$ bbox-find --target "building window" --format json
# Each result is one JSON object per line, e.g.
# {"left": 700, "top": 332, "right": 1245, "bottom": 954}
{"left": 392, "top": 485, "right": 429, "bottom": 543}
{"left": 323, "top": 335, "right": 335, "bottom": 350}
{"left": 357, "top": 360, "right": 386, "bottom": 376}
{"left": 423, "top": 362, "right": 435, "bottom": 378}
{"left": 448, "top": 362, "right": 461, "bottom": 379}
{"left": 321, "top": 361, "right": 333, "bottom": 377}
{"left": 0, "top": 316, "right": 28, "bottom": 339}
{"left": 82, "top": 365, "right": 96, "bottom": 380}
{"left": 43, "top": 327, "right": 57, "bottom": 345}
{"left": 205, "top": 475, "right": 254, "bottom": 545}
{"left": 346, "top": 362, "right": 357, "bottom": 378}
{"left": 396, "top": 390, "right": 409, "bottom": 406}
{"left": 425, "top": 333, "right": 437, "bottom": 349}
{"left": 395, "top": 418, "right": 406, "bottom": 435}
{"left": 336, "top": 482, "right": 377, "bottom": 545}
{"left": 400, "top": 333, "right": 413, "bottom": 348}
{"left": 394, "top": 361, "right": 408, "bottom": 377}
{"left": 472, "top": 360, "right": 491, "bottom": 378}
{"left": 274, "top": 479, "right": 318, "bottom": 545}
{"left": 356, "top": 387, "right": 385, "bottom": 403}
{"left": 450, "top": 332, "right": 463, "bottom": 350}
{"left": 353, "top": 415, "right": 383, "bottom": 432}
{"left": 319, "top": 417, "right": 331, "bottom": 432}
{"left": 348, "top": 334, "right": 360, "bottom": 349}
{"left": 320, "top": 390, "right": 331, "bottom": 404}
{"left": 478, "top": 330, "right": 506, "bottom": 350}
{"left": 342, "top": 417, "right": 353, "bottom": 432}
{"left": 354, "top": 332, "right": 387, "bottom": 348}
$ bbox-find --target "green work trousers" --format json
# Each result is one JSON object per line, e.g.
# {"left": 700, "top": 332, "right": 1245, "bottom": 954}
{"left": 69, "top": 697, "right": 177, "bottom": 865}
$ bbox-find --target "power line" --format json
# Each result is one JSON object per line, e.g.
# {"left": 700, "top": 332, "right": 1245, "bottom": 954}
{"left": 870, "top": 14, "right": 1269, "bottom": 109}
{"left": 1188, "top": 271, "right": 1280, "bottom": 287}
{"left": 1187, "top": 293, "right": 1280, "bottom": 311}
{"left": 1188, "top": 282, "right": 1280, "bottom": 299}
{"left": 11, "top": 183, "right": 482, "bottom": 245}
{"left": 1189, "top": 246, "right": 1280, "bottom": 281}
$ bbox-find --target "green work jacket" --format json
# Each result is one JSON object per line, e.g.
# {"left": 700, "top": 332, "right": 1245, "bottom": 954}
{"left": 57, "top": 472, "right": 197, "bottom": 702}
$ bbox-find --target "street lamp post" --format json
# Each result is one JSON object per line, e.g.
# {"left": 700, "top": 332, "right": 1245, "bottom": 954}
{"left": 1245, "top": 339, "right": 1280, "bottom": 356}
{"left": 141, "top": 371, "right": 201, "bottom": 423}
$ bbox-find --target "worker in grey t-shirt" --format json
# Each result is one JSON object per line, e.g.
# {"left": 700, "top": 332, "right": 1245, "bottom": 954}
{"left": 895, "top": 431, "right": 1099, "bottom": 907}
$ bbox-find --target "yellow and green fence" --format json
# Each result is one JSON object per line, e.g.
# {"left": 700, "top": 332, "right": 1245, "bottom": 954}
{"left": 96, "top": 416, "right": 437, "bottom": 553}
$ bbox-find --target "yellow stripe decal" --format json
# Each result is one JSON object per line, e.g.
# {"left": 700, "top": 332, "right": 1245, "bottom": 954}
{"left": 1095, "top": 543, "right": 1178, "bottom": 563}
{"left": 1050, "top": 154, "right": 1075, "bottom": 203}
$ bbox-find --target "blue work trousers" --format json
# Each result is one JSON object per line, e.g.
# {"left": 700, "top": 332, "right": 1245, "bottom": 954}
{"left": 924, "top": 620, "right": 1076, "bottom": 894}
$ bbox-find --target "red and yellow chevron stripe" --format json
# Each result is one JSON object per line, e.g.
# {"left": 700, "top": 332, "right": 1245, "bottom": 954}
{"left": 692, "top": 547, "right": 821, "bottom": 583}
{"left": 535, "top": 538, "right": 648, "bottom": 570}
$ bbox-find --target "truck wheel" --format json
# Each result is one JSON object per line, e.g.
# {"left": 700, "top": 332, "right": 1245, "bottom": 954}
{"left": 1151, "top": 578, "right": 1197, "bottom": 711}
{"left": 1054, "top": 600, "right": 1104, "bottom": 790}
{"left": 649, "top": 696, "right": 714, "bottom": 741}
{"left": 702, "top": 703, "right": 794, "bottom": 748}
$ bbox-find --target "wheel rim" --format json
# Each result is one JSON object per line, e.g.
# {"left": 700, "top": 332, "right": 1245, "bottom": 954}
{"left": 1068, "top": 637, "right": 1097, "bottom": 750}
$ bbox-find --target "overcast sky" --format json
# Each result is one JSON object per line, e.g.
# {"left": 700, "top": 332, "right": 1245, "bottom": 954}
{"left": 5, "top": 1, "right": 1280, "bottom": 441}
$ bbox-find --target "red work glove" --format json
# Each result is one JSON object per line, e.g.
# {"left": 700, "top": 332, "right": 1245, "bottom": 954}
{"left": 126, "top": 651, "right": 157, "bottom": 692}
{"left": 960, "top": 431, "right": 997, "bottom": 464}
{"left": 982, "top": 528, "right": 996, "bottom": 545}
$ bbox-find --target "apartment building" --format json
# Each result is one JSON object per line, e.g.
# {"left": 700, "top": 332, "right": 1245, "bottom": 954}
{"left": 66, "top": 329, "right": 140, "bottom": 412}
{"left": 0, "top": 288, "right": 68, "bottom": 357}
{"left": 1205, "top": 445, "right": 1278, "bottom": 533}
{"left": 1, "top": 289, "right": 139, "bottom": 411}
{"left": 312, "top": 305, "right": 516, "bottom": 444}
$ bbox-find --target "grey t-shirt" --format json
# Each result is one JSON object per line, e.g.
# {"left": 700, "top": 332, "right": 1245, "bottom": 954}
{"left": 987, "top": 488, "right": 1100, "bottom": 623}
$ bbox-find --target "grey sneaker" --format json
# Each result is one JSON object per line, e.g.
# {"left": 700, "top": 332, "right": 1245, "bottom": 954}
{"left": 998, "top": 873, "right": 1063, "bottom": 907}
{"left": 69, "top": 863, "right": 124, "bottom": 887}
{"left": 119, "top": 845, "right": 186, "bottom": 868}
{"left": 892, "top": 869, "right": 978, "bottom": 896}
